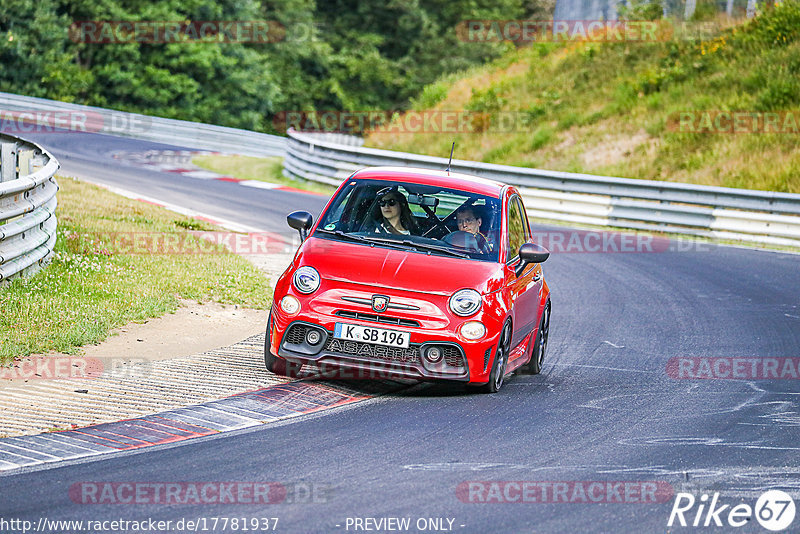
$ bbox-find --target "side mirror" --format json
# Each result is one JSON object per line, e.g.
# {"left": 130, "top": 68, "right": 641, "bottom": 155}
{"left": 287, "top": 211, "right": 313, "bottom": 242}
{"left": 515, "top": 243, "right": 550, "bottom": 277}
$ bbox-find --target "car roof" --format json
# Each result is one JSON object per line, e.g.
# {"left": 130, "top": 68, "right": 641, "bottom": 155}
{"left": 350, "top": 166, "right": 507, "bottom": 197}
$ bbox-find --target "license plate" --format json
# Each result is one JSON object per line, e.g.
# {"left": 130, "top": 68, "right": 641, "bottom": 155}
{"left": 334, "top": 323, "right": 410, "bottom": 348}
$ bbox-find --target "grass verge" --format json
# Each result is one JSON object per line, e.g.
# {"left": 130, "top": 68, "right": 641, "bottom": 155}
{"left": 0, "top": 177, "right": 272, "bottom": 364}
{"left": 192, "top": 155, "right": 336, "bottom": 196}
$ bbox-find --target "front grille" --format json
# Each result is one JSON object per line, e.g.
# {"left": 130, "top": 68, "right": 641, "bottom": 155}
{"left": 334, "top": 310, "right": 420, "bottom": 328}
{"left": 285, "top": 324, "right": 309, "bottom": 345}
{"left": 442, "top": 345, "right": 465, "bottom": 367}
{"left": 324, "top": 337, "right": 420, "bottom": 364}
{"left": 341, "top": 296, "right": 420, "bottom": 311}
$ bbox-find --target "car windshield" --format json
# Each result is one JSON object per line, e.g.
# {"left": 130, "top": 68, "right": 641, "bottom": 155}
{"left": 315, "top": 178, "right": 501, "bottom": 262}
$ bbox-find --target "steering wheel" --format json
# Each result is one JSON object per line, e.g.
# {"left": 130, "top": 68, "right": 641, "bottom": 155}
{"left": 442, "top": 231, "right": 491, "bottom": 254}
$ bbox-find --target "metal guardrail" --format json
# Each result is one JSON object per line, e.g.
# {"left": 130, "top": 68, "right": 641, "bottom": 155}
{"left": 3, "top": 93, "right": 797, "bottom": 248}
{"left": 0, "top": 134, "right": 60, "bottom": 282}
{"left": 284, "top": 129, "right": 800, "bottom": 247}
{"left": 0, "top": 92, "right": 286, "bottom": 158}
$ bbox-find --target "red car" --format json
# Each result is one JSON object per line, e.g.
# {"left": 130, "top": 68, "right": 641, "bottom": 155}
{"left": 265, "top": 167, "right": 551, "bottom": 393}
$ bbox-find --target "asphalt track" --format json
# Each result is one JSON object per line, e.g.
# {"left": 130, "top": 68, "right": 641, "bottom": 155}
{"left": 1, "top": 130, "right": 799, "bottom": 533}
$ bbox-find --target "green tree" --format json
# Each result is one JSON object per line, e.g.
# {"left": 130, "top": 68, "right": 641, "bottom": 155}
{"left": 2, "top": 0, "right": 543, "bottom": 133}
{"left": 0, "top": 0, "right": 91, "bottom": 99}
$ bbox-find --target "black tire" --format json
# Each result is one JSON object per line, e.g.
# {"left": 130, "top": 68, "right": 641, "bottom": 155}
{"left": 481, "top": 321, "right": 511, "bottom": 393}
{"left": 521, "top": 302, "right": 550, "bottom": 375}
{"left": 264, "top": 312, "right": 303, "bottom": 378}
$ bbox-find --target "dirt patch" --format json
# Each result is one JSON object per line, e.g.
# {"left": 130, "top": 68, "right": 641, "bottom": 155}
{"left": 78, "top": 300, "right": 267, "bottom": 362}
{"left": 580, "top": 131, "right": 651, "bottom": 168}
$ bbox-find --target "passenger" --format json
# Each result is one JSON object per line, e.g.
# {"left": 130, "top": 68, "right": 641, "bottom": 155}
{"left": 370, "top": 190, "right": 420, "bottom": 235}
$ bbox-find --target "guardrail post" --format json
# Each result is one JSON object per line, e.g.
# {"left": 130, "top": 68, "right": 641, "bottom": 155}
{"left": 31, "top": 154, "right": 47, "bottom": 172}
{"left": 1, "top": 142, "right": 17, "bottom": 183}
{"left": 17, "top": 149, "right": 33, "bottom": 177}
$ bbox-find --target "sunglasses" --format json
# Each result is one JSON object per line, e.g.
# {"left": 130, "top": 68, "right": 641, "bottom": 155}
{"left": 379, "top": 199, "right": 398, "bottom": 207}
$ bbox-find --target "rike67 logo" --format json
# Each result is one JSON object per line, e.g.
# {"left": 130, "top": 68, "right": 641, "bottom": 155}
{"left": 668, "top": 490, "right": 796, "bottom": 531}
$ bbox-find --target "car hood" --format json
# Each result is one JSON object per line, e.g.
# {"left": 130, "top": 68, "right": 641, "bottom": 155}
{"left": 295, "top": 237, "right": 504, "bottom": 296}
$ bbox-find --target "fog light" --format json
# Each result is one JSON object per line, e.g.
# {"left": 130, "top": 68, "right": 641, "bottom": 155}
{"left": 424, "top": 346, "right": 443, "bottom": 363}
{"left": 460, "top": 321, "right": 486, "bottom": 340}
{"left": 306, "top": 330, "right": 321, "bottom": 345}
{"left": 280, "top": 295, "right": 300, "bottom": 315}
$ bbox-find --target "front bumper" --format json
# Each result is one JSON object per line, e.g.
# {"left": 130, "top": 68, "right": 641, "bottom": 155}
{"left": 269, "top": 287, "right": 503, "bottom": 384}
{"left": 277, "top": 321, "right": 483, "bottom": 382}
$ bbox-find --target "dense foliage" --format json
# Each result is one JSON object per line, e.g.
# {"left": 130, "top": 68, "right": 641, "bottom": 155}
{"left": 0, "top": 0, "right": 546, "bottom": 133}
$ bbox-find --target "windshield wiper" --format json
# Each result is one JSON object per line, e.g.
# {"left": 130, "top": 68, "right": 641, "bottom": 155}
{"left": 365, "top": 236, "right": 469, "bottom": 258}
{"left": 316, "top": 230, "right": 407, "bottom": 251}
{"left": 402, "top": 240, "right": 470, "bottom": 258}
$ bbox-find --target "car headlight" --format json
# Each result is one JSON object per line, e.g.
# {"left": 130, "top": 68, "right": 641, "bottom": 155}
{"left": 280, "top": 295, "right": 301, "bottom": 315}
{"left": 460, "top": 321, "right": 486, "bottom": 340}
{"left": 449, "top": 289, "right": 482, "bottom": 317}
{"left": 293, "top": 266, "right": 320, "bottom": 294}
